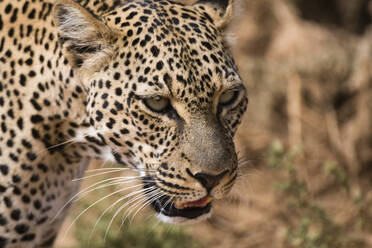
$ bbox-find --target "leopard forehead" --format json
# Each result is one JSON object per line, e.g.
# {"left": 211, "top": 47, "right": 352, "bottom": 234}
{"left": 99, "top": 0, "right": 241, "bottom": 108}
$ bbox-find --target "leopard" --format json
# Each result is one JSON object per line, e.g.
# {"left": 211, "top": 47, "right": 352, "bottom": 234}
{"left": 0, "top": 0, "right": 248, "bottom": 246}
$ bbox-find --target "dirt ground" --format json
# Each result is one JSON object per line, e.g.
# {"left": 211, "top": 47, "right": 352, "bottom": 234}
{"left": 56, "top": 0, "right": 372, "bottom": 247}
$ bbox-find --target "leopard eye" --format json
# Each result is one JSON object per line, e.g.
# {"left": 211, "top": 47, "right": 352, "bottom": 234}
{"left": 219, "top": 89, "right": 239, "bottom": 106}
{"left": 143, "top": 96, "right": 170, "bottom": 113}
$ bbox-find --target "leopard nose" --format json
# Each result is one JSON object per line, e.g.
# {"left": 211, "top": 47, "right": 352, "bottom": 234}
{"left": 187, "top": 169, "right": 229, "bottom": 191}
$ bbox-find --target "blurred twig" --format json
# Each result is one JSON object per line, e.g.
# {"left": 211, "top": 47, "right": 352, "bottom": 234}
{"left": 287, "top": 72, "right": 303, "bottom": 148}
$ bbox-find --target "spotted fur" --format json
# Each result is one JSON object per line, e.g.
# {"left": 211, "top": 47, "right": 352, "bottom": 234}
{"left": 0, "top": 0, "right": 247, "bottom": 246}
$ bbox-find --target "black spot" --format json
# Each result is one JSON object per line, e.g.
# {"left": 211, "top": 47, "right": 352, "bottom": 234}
{"left": 189, "top": 37, "right": 196, "bottom": 43}
{"left": 10, "top": 8, "right": 19, "bottom": 23}
{"left": 0, "top": 165, "right": 9, "bottom": 175}
{"left": 132, "top": 37, "right": 140, "bottom": 46}
{"left": 8, "top": 27, "right": 14, "bottom": 37}
{"left": 109, "top": 137, "right": 122, "bottom": 146}
{"left": 25, "top": 58, "right": 33, "bottom": 65}
{"left": 10, "top": 209, "right": 21, "bottom": 221}
{"left": 5, "top": 4, "right": 12, "bottom": 14}
{"left": 28, "top": 70, "right": 36, "bottom": 77}
{"left": 4, "top": 197, "right": 12, "bottom": 208}
{"left": 27, "top": 152, "right": 36, "bottom": 161}
{"left": 0, "top": 214, "right": 7, "bottom": 226}
{"left": 17, "top": 118, "right": 24, "bottom": 130}
{"left": 114, "top": 101, "right": 123, "bottom": 111}
{"left": 95, "top": 110, "right": 103, "bottom": 121}
{"left": 31, "top": 128, "right": 40, "bottom": 139}
{"left": 0, "top": 236, "right": 8, "bottom": 247}
{"left": 139, "top": 16, "right": 148, "bottom": 22}
{"left": 22, "top": 1, "right": 29, "bottom": 14}
{"left": 9, "top": 153, "right": 18, "bottom": 162}
{"left": 121, "top": 21, "right": 130, "bottom": 27}
{"left": 114, "top": 72, "right": 120, "bottom": 80}
{"left": 114, "top": 17, "right": 121, "bottom": 24}
{"left": 28, "top": 8, "right": 36, "bottom": 19}
{"left": 30, "top": 115, "right": 44, "bottom": 123}
{"left": 201, "top": 41, "right": 213, "bottom": 50}
{"left": 15, "top": 224, "right": 29, "bottom": 234}
{"left": 12, "top": 175, "right": 21, "bottom": 183}
{"left": 156, "top": 61, "right": 163, "bottom": 70}
{"left": 22, "top": 195, "right": 31, "bottom": 204}
{"left": 0, "top": 185, "right": 6, "bottom": 193}
{"left": 161, "top": 163, "right": 169, "bottom": 170}
{"left": 120, "top": 128, "right": 129, "bottom": 134}
{"left": 30, "top": 99, "right": 42, "bottom": 111}
{"left": 33, "top": 200, "right": 41, "bottom": 209}
{"left": 126, "top": 11, "right": 138, "bottom": 20}
{"left": 12, "top": 186, "right": 21, "bottom": 195}
{"left": 6, "top": 140, "right": 13, "bottom": 147}
{"left": 30, "top": 174, "right": 39, "bottom": 182}
{"left": 21, "top": 233, "right": 35, "bottom": 242}
{"left": 172, "top": 17, "right": 179, "bottom": 25}
{"left": 115, "top": 87, "right": 122, "bottom": 96}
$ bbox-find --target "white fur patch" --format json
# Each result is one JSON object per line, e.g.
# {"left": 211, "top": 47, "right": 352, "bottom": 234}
{"left": 101, "top": 146, "right": 116, "bottom": 162}
{"left": 156, "top": 210, "right": 212, "bottom": 225}
{"left": 75, "top": 126, "right": 103, "bottom": 142}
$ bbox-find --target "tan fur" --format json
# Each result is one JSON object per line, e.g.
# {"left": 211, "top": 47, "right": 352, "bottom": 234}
{"left": 53, "top": 0, "right": 116, "bottom": 76}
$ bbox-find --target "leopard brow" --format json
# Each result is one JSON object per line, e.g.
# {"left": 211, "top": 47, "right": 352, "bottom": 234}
{"left": 135, "top": 82, "right": 172, "bottom": 98}
{"left": 135, "top": 92, "right": 172, "bottom": 99}
{"left": 222, "top": 82, "right": 244, "bottom": 92}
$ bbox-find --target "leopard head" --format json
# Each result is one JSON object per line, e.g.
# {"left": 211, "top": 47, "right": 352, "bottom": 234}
{"left": 54, "top": 0, "right": 247, "bottom": 224}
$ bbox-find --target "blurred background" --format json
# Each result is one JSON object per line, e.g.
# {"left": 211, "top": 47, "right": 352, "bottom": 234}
{"left": 56, "top": 0, "right": 372, "bottom": 247}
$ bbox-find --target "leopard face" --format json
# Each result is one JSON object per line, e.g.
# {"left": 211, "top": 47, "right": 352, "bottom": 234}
{"left": 54, "top": 0, "right": 247, "bottom": 223}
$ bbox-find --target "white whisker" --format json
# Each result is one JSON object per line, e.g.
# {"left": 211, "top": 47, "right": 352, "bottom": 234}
{"left": 89, "top": 186, "right": 156, "bottom": 240}
{"left": 72, "top": 172, "right": 150, "bottom": 182}
{"left": 238, "top": 160, "right": 254, "bottom": 168}
{"left": 62, "top": 184, "right": 146, "bottom": 237}
{"left": 104, "top": 188, "right": 159, "bottom": 241}
{"left": 37, "top": 137, "right": 82, "bottom": 155}
{"left": 162, "top": 196, "right": 174, "bottom": 210}
{"left": 129, "top": 191, "right": 164, "bottom": 224}
{"left": 52, "top": 176, "right": 149, "bottom": 222}
{"left": 38, "top": 129, "right": 106, "bottom": 154}
{"left": 119, "top": 190, "right": 163, "bottom": 230}
{"left": 85, "top": 167, "right": 157, "bottom": 173}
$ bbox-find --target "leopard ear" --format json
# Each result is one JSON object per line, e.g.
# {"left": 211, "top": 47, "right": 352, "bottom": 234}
{"left": 53, "top": 0, "right": 115, "bottom": 73}
{"left": 194, "top": 0, "right": 233, "bottom": 29}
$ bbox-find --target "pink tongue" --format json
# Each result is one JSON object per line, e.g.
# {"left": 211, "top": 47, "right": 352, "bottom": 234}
{"left": 192, "top": 197, "right": 208, "bottom": 206}
{"left": 176, "top": 196, "right": 211, "bottom": 209}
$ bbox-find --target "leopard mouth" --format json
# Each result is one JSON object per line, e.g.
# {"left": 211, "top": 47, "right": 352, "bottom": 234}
{"left": 143, "top": 176, "right": 212, "bottom": 220}
{"left": 151, "top": 195, "right": 213, "bottom": 219}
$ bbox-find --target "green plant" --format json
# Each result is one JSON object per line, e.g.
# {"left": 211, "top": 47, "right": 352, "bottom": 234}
{"left": 74, "top": 212, "right": 202, "bottom": 248}
{"left": 267, "top": 141, "right": 356, "bottom": 248}
{"left": 323, "top": 161, "right": 350, "bottom": 192}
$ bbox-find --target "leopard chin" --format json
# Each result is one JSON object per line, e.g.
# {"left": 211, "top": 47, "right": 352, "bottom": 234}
{"left": 156, "top": 210, "right": 213, "bottom": 225}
